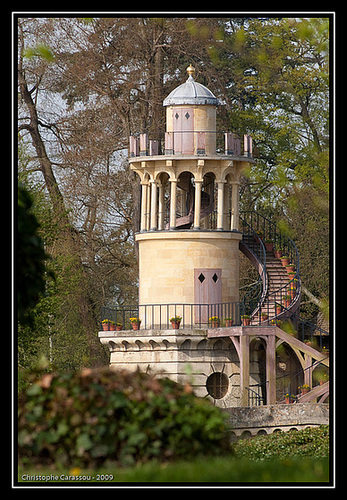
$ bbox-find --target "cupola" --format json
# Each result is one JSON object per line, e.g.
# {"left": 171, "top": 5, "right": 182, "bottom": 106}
{"left": 163, "top": 64, "right": 219, "bottom": 107}
{"left": 163, "top": 65, "right": 218, "bottom": 156}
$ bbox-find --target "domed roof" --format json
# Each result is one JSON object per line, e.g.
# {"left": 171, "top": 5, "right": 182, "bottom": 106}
{"left": 163, "top": 65, "right": 219, "bottom": 107}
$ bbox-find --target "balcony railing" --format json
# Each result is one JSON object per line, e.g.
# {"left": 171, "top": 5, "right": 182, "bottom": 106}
{"left": 129, "top": 131, "right": 253, "bottom": 158}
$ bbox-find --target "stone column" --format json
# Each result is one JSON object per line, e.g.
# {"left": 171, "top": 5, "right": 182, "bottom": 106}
{"left": 266, "top": 335, "right": 276, "bottom": 405}
{"left": 150, "top": 180, "right": 158, "bottom": 231}
{"left": 217, "top": 181, "right": 226, "bottom": 230}
{"left": 158, "top": 183, "right": 165, "bottom": 230}
{"left": 169, "top": 179, "right": 177, "bottom": 230}
{"left": 230, "top": 180, "right": 240, "bottom": 231}
{"left": 239, "top": 334, "right": 250, "bottom": 406}
{"left": 140, "top": 182, "right": 148, "bottom": 232}
{"left": 194, "top": 180, "right": 203, "bottom": 230}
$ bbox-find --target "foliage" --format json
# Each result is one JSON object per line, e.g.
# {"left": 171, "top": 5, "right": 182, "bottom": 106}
{"left": 233, "top": 425, "right": 329, "bottom": 460}
{"left": 17, "top": 185, "right": 51, "bottom": 325}
{"left": 18, "top": 367, "right": 230, "bottom": 468}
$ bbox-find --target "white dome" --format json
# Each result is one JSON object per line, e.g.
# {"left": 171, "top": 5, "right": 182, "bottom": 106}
{"left": 163, "top": 65, "right": 219, "bottom": 107}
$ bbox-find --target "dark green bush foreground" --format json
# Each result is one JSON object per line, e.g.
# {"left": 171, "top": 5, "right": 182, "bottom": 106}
{"left": 18, "top": 367, "right": 230, "bottom": 467}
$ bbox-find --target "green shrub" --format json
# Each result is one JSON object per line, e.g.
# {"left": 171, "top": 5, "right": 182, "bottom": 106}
{"left": 234, "top": 425, "right": 329, "bottom": 460}
{"left": 18, "top": 367, "right": 230, "bottom": 467}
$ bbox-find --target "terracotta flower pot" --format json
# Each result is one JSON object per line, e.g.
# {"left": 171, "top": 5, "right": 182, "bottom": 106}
{"left": 274, "top": 250, "right": 282, "bottom": 258}
{"left": 171, "top": 320, "right": 181, "bottom": 329}
{"left": 102, "top": 323, "right": 110, "bottom": 331}
{"left": 132, "top": 323, "right": 140, "bottom": 331}
{"left": 281, "top": 257, "right": 290, "bottom": 266}
{"left": 242, "top": 317, "right": 251, "bottom": 326}
{"left": 225, "top": 320, "right": 233, "bottom": 327}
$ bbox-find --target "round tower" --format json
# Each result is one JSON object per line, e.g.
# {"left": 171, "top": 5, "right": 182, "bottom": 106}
{"left": 129, "top": 65, "right": 254, "bottom": 327}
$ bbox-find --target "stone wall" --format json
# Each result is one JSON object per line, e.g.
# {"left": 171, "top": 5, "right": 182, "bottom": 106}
{"left": 223, "top": 403, "right": 329, "bottom": 440}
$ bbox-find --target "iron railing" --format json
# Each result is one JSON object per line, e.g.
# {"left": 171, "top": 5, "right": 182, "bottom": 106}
{"left": 129, "top": 131, "right": 253, "bottom": 158}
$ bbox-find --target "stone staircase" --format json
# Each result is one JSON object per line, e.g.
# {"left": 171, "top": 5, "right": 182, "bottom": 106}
{"left": 240, "top": 215, "right": 301, "bottom": 326}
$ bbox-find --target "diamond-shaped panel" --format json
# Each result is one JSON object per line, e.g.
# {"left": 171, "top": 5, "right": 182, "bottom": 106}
{"left": 212, "top": 273, "right": 219, "bottom": 283}
{"left": 198, "top": 273, "right": 205, "bottom": 283}
{"left": 175, "top": 112, "right": 179, "bottom": 119}
{"left": 185, "top": 112, "right": 190, "bottom": 119}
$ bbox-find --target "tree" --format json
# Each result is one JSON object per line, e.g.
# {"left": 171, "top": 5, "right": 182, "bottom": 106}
{"left": 17, "top": 184, "right": 48, "bottom": 325}
{"left": 18, "top": 18, "right": 108, "bottom": 367}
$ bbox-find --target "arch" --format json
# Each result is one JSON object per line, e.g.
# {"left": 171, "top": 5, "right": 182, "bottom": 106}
{"left": 197, "top": 339, "right": 208, "bottom": 350}
{"left": 135, "top": 339, "right": 145, "bottom": 350}
{"left": 179, "top": 339, "right": 191, "bottom": 351}
{"left": 257, "top": 429, "right": 267, "bottom": 436}
{"left": 108, "top": 341, "right": 119, "bottom": 351}
{"left": 212, "top": 339, "right": 228, "bottom": 351}
{"left": 275, "top": 342, "right": 305, "bottom": 397}
{"left": 162, "top": 339, "right": 173, "bottom": 350}
{"left": 154, "top": 170, "right": 170, "bottom": 183}
{"left": 240, "top": 430, "right": 252, "bottom": 440}
{"left": 221, "top": 168, "right": 234, "bottom": 183}
{"left": 149, "top": 339, "right": 160, "bottom": 350}
{"left": 121, "top": 340, "right": 131, "bottom": 351}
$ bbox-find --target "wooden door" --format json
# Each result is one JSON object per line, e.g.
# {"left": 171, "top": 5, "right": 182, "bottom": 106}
{"left": 173, "top": 108, "right": 194, "bottom": 154}
{"left": 194, "top": 269, "right": 222, "bottom": 323}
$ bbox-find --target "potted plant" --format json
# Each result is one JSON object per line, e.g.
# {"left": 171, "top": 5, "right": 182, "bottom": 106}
{"left": 273, "top": 247, "right": 282, "bottom": 259}
{"left": 209, "top": 316, "right": 220, "bottom": 328}
{"left": 264, "top": 238, "right": 274, "bottom": 252}
{"left": 254, "top": 230, "right": 263, "bottom": 243}
{"left": 116, "top": 323, "right": 123, "bottom": 331}
{"left": 170, "top": 316, "right": 182, "bottom": 329}
{"left": 282, "top": 295, "right": 291, "bottom": 308}
{"left": 241, "top": 314, "right": 251, "bottom": 326}
{"left": 261, "top": 312, "right": 269, "bottom": 321}
{"left": 102, "top": 319, "right": 115, "bottom": 331}
{"left": 285, "top": 263, "right": 295, "bottom": 274}
{"left": 129, "top": 317, "right": 141, "bottom": 330}
{"left": 285, "top": 393, "right": 291, "bottom": 404}
{"left": 301, "top": 384, "right": 310, "bottom": 395}
{"left": 280, "top": 255, "right": 290, "bottom": 267}
{"left": 224, "top": 317, "right": 233, "bottom": 327}
{"left": 275, "top": 303, "right": 282, "bottom": 315}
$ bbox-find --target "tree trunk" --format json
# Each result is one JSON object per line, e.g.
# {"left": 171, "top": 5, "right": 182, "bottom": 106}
{"left": 18, "top": 65, "right": 108, "bottom": 367}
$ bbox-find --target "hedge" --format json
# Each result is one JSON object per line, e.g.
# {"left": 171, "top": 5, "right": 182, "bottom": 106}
{"left": 18, "top": 366, "right": 231, "bottom": 467}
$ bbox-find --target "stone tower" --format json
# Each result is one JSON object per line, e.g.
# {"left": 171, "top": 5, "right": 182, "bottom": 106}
{"left": 129, "top": 65, "right": 253, "bottom": 327}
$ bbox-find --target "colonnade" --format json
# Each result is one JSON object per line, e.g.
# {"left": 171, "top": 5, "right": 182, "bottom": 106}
{"left": 140, "top": 176, "right": 240, "bottom": 233}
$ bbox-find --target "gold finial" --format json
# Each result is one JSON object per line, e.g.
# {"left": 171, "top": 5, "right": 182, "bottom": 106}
{"left": 187, "top": 64, "right": 195, "bottom": 77}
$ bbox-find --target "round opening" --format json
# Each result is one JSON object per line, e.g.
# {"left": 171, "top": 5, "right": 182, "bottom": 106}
{"left": 206, "top": 372, "right": 229, "bottom": 399}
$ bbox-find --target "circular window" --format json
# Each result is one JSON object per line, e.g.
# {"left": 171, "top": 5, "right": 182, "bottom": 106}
{"left": 206, "top": 372, "right": 229, "bottom": 399}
